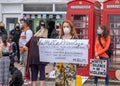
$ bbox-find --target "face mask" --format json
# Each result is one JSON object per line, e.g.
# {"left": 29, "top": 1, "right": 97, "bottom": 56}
{"left": 19, "top": 24, "right": 23, "bottom": 29}
{"left": 40, "top": 24, "right": 45, "bottom": 26}
{"left": 97, "top": 29, "right": 103, "bottom": 35}
{"left": 63, "top": 28, "right": 70, "bottom": 34}
{"left": 56, "top": 26, "right": 59, "bottom": 29}
{"left": 16, "top": 26, "right": 19, "bottom": 29}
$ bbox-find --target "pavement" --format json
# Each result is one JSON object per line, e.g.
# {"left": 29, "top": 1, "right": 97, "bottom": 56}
{"left": 13, "top": 63, "right": 120, "bottom": 86}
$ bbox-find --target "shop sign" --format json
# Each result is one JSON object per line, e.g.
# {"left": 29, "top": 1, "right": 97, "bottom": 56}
{"left": 39, "top": 38, "right": 88, "bottom": 64}
{"left": 107, "top": 4, "right": 120, "bottom": 8}
{"left": 90, "top": 59, "right": 107, "bottom": 77}
{"left": 71, "top": 5, "right": 91, "bottom": 9}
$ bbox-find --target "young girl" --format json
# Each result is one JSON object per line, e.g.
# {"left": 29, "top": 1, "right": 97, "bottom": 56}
{"left": 9, "top": 35, "right": 17, "bottom": 65}
{"left": 0, "top": 35, "right": 10, "bottom": 86}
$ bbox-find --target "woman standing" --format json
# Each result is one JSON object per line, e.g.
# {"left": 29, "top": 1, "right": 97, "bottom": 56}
{"left": 28, "top": 20, "right": 48, "bottom": 86}
{"left": 94, "top": 25, "right": 111, "bottom": 86}
{"left": 55, "top": 20, "right": 78, "bottom": 86}
{"left": 0, "top": 35, "right": 10, "bottom": 86}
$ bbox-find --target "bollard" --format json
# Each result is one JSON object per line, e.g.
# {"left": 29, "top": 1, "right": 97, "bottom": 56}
{"left": 76, "top": 75, "right": 82, "bottom": 86}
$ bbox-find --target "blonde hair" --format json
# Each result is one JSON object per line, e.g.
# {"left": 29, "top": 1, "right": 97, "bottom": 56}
{"left": 60, "top": 20, "right": 77, "bottom": 37}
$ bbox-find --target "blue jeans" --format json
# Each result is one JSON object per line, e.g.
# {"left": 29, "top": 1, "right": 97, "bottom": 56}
{"left": 94, "top": 57, "right": 109, "bottom": 86}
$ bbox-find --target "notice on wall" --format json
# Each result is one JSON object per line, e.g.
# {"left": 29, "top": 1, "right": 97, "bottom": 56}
{"left": 39, "top": 38, "right": 88, "bottom": 64}
{"left": 90, "top": 59, "right": 107, "bottom": 77}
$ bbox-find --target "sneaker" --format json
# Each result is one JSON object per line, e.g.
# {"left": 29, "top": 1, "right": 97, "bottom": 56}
{"left": 93, "top": 84, "right": 97, "bottom": 86}
{"left": 24, "top": 80, "right": 31, "bottom": 85}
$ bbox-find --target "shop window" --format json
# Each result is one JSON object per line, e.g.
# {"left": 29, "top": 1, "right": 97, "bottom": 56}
{"left": 55, "top": 4, "right": 67, "bottom": 11}
{"left": 24, "top": 4, "right": 53, "bottom": 11}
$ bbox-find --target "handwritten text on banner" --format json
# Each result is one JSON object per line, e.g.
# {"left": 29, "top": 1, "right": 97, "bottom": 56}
{"left": 39, "top": 38, "right": 88, "bottom": 64}
{"left": 90, "top": 59, "right": 107, "bottom": 77}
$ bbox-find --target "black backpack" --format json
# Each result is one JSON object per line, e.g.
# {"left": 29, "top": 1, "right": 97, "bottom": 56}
{"left": 98, "top": 39, "right": 113, "bottom": 58}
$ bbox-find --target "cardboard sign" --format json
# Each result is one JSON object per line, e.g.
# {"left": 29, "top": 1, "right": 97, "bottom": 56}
{"left": 90, "top": 59, "right": 107, "bottom": 77}
{"left": 39, "top": 38, "right": 88, "bottom": 64}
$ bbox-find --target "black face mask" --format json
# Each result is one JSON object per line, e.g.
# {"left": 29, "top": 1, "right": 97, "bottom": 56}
{"left": 56, "top": 26, "right": 59, "bottom": 29}
{"left": 16, "top": 26, "right": 19, "bottom": 29}
{"left": 40, "top": 24, "right": 45, "bottom": 27}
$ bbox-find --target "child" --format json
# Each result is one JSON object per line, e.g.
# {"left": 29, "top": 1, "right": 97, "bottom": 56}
{"left": 9, "top": 35, "right": 17, "bottom": 65}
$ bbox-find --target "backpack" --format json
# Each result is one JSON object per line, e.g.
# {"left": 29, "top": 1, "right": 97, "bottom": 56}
{"left": 98, "top": 39, "right": 113, "bottom": 58}
{"left": 2, "top": 45, "right": 10, "bottom": 56}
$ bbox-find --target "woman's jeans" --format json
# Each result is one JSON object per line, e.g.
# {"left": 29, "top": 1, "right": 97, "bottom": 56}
{"left": 94, "top": 57, "right": 109, "bottom": 86}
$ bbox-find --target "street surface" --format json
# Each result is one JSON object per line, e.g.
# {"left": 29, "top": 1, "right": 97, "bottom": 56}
{"left": 14, "top": 63, "right": 120, "bottom": 86}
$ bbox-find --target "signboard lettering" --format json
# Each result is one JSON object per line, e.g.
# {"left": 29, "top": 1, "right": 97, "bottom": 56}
{"left": 107, "top": 5, "right": 120, "bottom": 8}
{"left": 90, "top": 59, "right": 107, "bottom": 77}
{"left": 71, "top": 5, "right": 91, "bottom": 9}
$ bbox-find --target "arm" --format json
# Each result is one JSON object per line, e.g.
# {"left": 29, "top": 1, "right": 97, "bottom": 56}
{"left": 95, "top": 37, "right": 98, "bottom": 56}
{"left": 26, "top": 30, "right": 33, "bottom": 42}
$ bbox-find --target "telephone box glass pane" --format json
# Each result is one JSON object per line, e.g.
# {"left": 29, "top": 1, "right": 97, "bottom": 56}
{"left": 72, "top": 15, "right": 88, "bottom": 39}
{"left": 108, "top": 15, "right": 120, "bottom": 69}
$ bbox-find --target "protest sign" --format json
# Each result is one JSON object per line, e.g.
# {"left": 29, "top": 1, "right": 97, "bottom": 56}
{"left": 90, "top": 59, "right": 107, "bottom": 77}
{"left": 39, "top": 38, "right": 88, "bottom": 64}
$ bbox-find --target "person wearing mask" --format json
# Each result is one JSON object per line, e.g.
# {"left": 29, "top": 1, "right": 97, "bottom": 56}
{"left": 9, "top": 35, "right": 17, "bottom": 65}
{"left": 55, "top": 20, "right": 78, "bottom": 86}
{"left": 19, "top": 18, "right": 33, "bottom": 85}
{"left": 94, "top": 25, "right": 111, "bottom": 86}
{"left": 0, "top": 35, "right": 10, "bottom": 86}
{"left": 0, "top": 22, "right": 7, "bottom": 37}
{"left": 27, "top": 20, "right": 48, "bottom": 86}
{"left": 50, "top": 23, "right": 61, "bottom": 38}
{"left": 36, "top": 20, "right": 45, "bottom": 32}
{"left": 10, "top": 23, "right": 21, "bottom": 63}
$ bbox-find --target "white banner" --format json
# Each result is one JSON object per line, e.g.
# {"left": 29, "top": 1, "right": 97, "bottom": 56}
{"left": 39, "top": 38, "right": 88, "bottom": 64}
{"left": 90, "top": 59, "right": 107, "bottom": 77}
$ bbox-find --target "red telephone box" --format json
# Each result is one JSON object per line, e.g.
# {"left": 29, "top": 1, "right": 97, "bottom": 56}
{"left": 67, "top": 0, "right": 101, "bottom": 76}
{"left": 102, "top": 0, "right": 120, "bottom": 78}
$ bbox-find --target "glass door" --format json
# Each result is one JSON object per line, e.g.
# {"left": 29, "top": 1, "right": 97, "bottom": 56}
{"left": 72, "top": 15, "right": 88, "bottom": 39}
{"left": 72, "top": 14, "right": 88, "bottom": 69}
{"left": 108, "top": 14, "right": 120, "bottom": 70}
{"left": 3, "top": 14, "right": 21, "bottom": 37}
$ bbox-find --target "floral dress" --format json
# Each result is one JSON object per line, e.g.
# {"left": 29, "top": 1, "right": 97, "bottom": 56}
{"left": 55, "top": 36, "right": 78, "bottom": 86}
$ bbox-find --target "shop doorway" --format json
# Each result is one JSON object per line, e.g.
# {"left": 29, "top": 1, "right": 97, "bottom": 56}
{"left": 3, "top": 14, "right": 21, "bottom": 36}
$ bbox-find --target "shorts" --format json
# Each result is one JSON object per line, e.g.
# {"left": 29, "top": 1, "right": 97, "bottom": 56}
{"left": 31, "top": 64, "right": 45, "bottom": 81}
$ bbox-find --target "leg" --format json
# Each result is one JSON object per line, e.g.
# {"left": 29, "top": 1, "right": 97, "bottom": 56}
{"left": 40, "top": 81, "right": 44, "bottom": 86}
{"left": 0, "top": 58, "right": 4, "bottom": 85}
{"left": 105, "top": 74, "right": 109, "bottom": 86}
{"left": 94, "top": 76, "right": 98, "bottom": 85}
{"left": 4, "top": 56, "right": 10, "bottom": 85}
{"left": 105, "top": 59, "right": 109, "bottom": 86}
{"left": 31, "top": 65, "right": 38, "bottom": 86}
{"left": 17, "top": 44, "right": 20, "bottom": 62}
{"left": 102, "top": 57, "right": 109, "bottom": 86}
{"left": 39, "top": 64, "right": 45, "bottom": 86}
{"left": 22, "top": 50, "right": 28, "bottom": 79}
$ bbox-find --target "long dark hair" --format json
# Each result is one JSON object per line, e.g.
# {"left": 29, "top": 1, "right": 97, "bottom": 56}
{"left": 98, "top": 25, "right": 109, "bottom": 41}
{"left": 2, "top": 34, "right": 8, "bottom": 46}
